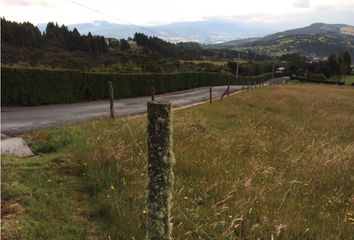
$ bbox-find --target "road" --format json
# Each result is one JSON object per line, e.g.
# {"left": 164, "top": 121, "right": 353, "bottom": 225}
{"left": 1, "top": 77, "right": 287, "bottom": 135}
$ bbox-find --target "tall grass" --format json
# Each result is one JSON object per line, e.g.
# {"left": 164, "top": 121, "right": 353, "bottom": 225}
{"left": 14, "top": 84, "right": 354, "bottom": 239}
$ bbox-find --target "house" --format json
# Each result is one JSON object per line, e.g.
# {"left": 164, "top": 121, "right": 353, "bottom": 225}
{"left": 275, "top": 67, "right": 286, "bottom": 74}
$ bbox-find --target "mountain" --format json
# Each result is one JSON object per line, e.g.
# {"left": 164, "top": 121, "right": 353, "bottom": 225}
{"left": 203, "top": 37, "right": 260, "bottom": 49}
{"left": 37, "top": 20, "right": 279, "bottom": 44}
{"left": 209, "top": 23, "right": 354, "bottom": 58}
{"left": 258, "top": 23, "right": 354, "bottom": 42}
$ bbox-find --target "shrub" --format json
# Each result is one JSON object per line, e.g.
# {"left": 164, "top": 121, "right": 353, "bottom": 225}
{"left": 2, "top": 67, "right": 83, "bottom": 105}
{"left": 309, "top": 73, "right": 327, "bottom": 82}
{"left": 2, "top": 66, "right": 272, "bottom": 105}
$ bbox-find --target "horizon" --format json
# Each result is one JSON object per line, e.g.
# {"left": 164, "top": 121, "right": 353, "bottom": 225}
{"left": 2, "top": 17, "right": 354, "bottom": 28}
{"left": 1, "top": 0, "right": 354, "bottom": 27}
{"left": 2, "top": 17, "right": 354, "bottom": 44}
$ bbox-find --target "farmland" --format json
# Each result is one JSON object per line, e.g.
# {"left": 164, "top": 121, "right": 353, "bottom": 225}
{"left": 2, "top": 84, "right": 354, "bottom": 239}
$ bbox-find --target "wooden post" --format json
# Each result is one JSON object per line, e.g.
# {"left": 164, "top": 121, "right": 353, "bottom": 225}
{"left": 227, "top": 83, "right": 230, "bottom": 97}
{"left": 147, "top": 101, "right": 174, "bottom": 240}
{"left": 209, "top": 87, "right": 212, "bottom": 104}
{"left": 108, "top": 81, "right": 114, "bottom": 118}
{"left": 272, "top": 56, "right": 275, "bottom": 81}
{"left": 151, "top": 87, "right": 155, "bottom": 101}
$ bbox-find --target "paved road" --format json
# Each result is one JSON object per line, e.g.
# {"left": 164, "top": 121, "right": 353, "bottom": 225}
{"left": 1, "top": 77, "right": 288, "bottom": 135}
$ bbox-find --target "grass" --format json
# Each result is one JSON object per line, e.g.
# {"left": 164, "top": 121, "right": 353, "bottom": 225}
{"left": 343, "top": 75, "right": 354, "bottom": 86}
{"left": 178, "top": 60, "right": 237, "bottom": 66}
{"left": 2, "top": 84, "right": 354, "bottom": 239}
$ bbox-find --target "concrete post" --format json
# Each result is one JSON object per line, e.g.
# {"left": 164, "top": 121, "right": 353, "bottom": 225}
{"left": 146, "top": 101, "right": 175, "bottom": 240}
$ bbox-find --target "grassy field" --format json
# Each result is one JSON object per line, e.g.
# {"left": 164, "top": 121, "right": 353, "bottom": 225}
{"left": 2, "top": 84, "right": 354, "bottom": 239}
{"left": 344, "top": 75, "right": 354, "bottom": 86}
{"left": 178, "top": 60, "right": 244, "bottom": 66}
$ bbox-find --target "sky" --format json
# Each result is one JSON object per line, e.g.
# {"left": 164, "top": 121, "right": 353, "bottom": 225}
{"left": 1, "top": 0, "right": 354, "bottom": 27}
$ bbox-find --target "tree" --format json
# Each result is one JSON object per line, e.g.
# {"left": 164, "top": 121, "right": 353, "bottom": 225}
{"left": 341, "top": 51, "right": 352, "bottom": 74}
{"left": 328, "top": 53, "right": 339, "bottom": 78}
{"left": 227, "top": 62, "right": 238, "bottom": 75}
{"left": 120, "top": 39, "right": 130, "bottom": 51}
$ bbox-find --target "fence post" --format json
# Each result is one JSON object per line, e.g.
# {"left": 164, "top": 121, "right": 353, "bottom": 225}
{"left": 151, "top": 87, "right": 155, "bottom": 101}
{"left": 227, "top": 83, "right": 230, "bottom": 97}
{"left": 147, "top": 101, "right": 174, "bottom": 240}
{"left": 209, "top": 87, "right": 212, "bottom": 104}
{"left": 108, "top": 81, "right": 114, "bottom": 118}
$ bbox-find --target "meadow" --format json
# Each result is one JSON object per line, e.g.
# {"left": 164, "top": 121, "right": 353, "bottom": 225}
{"left": 344, "top": 75, "right": 354, "bottom": 86}
{"left": 2, "top": 84, "right": 354, "bottom": 239}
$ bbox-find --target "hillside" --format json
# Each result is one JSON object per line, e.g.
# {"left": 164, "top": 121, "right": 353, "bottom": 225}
{"left": 209, "top": 23, "right": 354, "bottom": 58}
{"left": 204, "top": 37, "right": 260, "bottom": 49}
{"left": 3, "top": 84, "right": 354, "bottom": 239}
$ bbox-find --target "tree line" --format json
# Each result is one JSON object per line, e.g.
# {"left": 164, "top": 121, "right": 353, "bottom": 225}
{"left": 1, "top": 18, "right": 108, "bottom": 53}
{"left": 133, "top": 32, "right": 214, "bottom": 59}
{"left": 281, "top": 51, "right": 352, "bottom": 80}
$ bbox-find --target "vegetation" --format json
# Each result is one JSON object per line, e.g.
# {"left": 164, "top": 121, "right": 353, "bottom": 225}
{"left": 133, "top": 32, "right": 213, "bottom": 59}
{"left": 1, "top": 66, "right": 272, "bottom": 105}
{"left": 2, "top": 84, "right": 354, "bottom": 239}
{"left": 281, "top": 51, "right": 352, "bottom": 83}
{"left": 1, "top": 19, "right": 273, "bottom": 75}
{"left": 225, "top": 23, "right": 354, "bottom": 58}
{"left": 343, "top": 75, "right": 354, "bottom": 86}
{"left": 1, "top": 18, "right": 108, "bottom": 53}
{"left": 1, "top": 67, "right": 83, "bottom": 105}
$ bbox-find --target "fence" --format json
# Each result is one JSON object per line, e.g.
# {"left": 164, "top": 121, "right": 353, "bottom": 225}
{"left": 1, "top": 66, "right": 272, "bottom": 105}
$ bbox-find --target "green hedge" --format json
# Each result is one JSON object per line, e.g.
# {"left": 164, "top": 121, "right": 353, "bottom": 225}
{"left": 292, "top": 74, "right": 345, "bottom": 85}
{"left": 83, "top": 72, "right": 236, "bottom": 100}
{"left": 2, "top": 67, "right": 272, "bottom": 105}
{"left": 2, "top": 67, "right": 83, "bottom": 105}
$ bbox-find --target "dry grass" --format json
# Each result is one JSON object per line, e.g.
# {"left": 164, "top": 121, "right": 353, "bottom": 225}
{"left": 2, "top": 84, "right": 354, "bottom": 239}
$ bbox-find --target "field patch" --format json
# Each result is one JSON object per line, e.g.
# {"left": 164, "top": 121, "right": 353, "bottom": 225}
{"left": 2, "top": 84, "right": 354, "bottom": 239}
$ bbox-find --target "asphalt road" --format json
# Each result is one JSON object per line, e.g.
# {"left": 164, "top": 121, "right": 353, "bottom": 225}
{"left": 1, "top": 77, "right": 288, "bottom": 135}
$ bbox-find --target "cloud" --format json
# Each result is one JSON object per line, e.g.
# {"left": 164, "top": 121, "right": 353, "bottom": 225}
{"left": 293, "top": 0, "right": 311, "bottom": 8}
{"left": 1, "top": 0, "right": 50, "bottom": 7}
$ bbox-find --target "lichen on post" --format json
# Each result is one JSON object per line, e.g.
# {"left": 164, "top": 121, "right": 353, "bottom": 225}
{"left": 146, "top": 101, "right": 175, "bottom": 240}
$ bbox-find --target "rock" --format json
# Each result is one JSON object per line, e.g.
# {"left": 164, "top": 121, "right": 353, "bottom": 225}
{"left": 1, "top": 137, "right": 34, "bottom": 157}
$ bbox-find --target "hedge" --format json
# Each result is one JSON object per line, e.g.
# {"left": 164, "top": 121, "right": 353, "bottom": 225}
{"left": 1, "top": 67, "right": 272, "bottom": 105}
{"left": 292, "top": 74, "right": 345, "bottom": 85}
{"left": 2, "top": 67, "right": 84, "bottom": 105}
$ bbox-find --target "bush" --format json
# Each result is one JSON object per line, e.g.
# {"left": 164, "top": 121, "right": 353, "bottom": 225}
{"left": 2, "top": 67, "right": 83, "bottom": 105}
{"left": 2, "top": 66, "right": 272, "bottom": 105}
{"left": 292, "top": 73, "right": 345, "bottom": 85}
{"left": 309, "top": 73, "right": 327, "bottom": 82}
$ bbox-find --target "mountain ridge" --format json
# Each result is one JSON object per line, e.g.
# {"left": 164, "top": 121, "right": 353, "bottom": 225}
{"left": 37, "top": 20, "right": 280, "bottom": 43}
{"left": 208, "top": 23, "right": 354, "bottom": 58}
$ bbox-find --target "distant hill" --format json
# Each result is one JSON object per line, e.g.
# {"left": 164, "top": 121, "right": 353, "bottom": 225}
{"left": 203, "top": 37, "right": 260, "bottom": 49}
{"left": 208, "top": 23, "right": 354, "bottom": 58}
{"left": 37, "top": 20, "right": 278, "bottom": 44}
{"left": 258, "top": 23, "right": 354, "bottom": 42}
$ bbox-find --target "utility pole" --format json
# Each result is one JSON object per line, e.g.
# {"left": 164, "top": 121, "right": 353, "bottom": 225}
{"left": 236, "top": 53, "right": 240, "bottom": 87}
